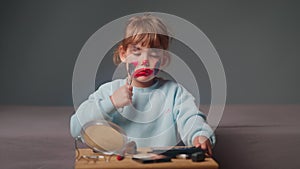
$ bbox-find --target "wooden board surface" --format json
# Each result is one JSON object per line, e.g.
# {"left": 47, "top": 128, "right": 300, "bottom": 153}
{"left": 75, "top": 148, "right": 219, "bottom": 169}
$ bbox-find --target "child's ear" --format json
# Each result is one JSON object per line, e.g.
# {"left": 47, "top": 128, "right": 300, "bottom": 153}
{"left": 118, "top": 45, "right": 127, "bottom": 62}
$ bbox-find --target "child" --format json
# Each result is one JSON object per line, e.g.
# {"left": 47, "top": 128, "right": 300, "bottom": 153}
{"left": 70, "top": 14, "right": 215, "bottom": 156}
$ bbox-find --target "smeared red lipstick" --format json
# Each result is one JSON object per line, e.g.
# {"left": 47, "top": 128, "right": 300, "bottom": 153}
{"left": 133, "top": 68, "right": 153, "bottom": 78}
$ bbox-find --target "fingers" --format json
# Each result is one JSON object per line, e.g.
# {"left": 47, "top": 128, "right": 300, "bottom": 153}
{"left": 128, "top": 84, "right": 133, "bottom": 91}
{"left": 193, "top": 138, "right": 201, "bottom": 148}
{"left": 200, "top": 140, "right": 212, "bottom": 157}
{"left": 110, "top": 84, "right": 133, "bottom": 108}
{"left": 207, "top": 146, "right": 212, "bottom": 157}
{"left": 200, "top": 142, "right": 207, "bottom": 151}
{"left": 193, "top": 136, "right": 213, "bottom": 157}
{"left": 127, "top": 84, "right": 133, "bottom": 100}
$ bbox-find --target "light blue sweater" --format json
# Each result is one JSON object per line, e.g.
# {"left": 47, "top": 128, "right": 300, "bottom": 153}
{"left": 70, "top": 78, "right": 215, "bottom": 148}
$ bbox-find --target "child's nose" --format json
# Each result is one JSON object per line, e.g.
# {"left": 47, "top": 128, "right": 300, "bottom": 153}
{"left": 141, "top": 60, "right": 150, "bottom": 66}
{"left": 139, "top": 51, "right": 150, "bottom": 66}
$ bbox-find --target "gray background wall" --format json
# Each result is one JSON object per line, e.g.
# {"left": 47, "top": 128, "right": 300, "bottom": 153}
{"left": 0, "top": 0, "right": 299, "bottom": 106}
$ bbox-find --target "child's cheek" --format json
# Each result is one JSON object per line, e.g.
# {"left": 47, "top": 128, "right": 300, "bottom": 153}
{"left": 131, "top": 61, "right": 138, "bottom": 67}
{"left": 154, "top": 60, "right": 161, "bottom": 75}
{"left": 128, "top": 62, "right": 138, "bottom": 75}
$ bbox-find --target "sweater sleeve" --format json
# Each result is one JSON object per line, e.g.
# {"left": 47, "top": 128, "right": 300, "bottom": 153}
{"left": 70, "top": 83, "right": 117, "bottom": 139}
{"left": 173, "top": 84, "right": 216, "bottom": 147}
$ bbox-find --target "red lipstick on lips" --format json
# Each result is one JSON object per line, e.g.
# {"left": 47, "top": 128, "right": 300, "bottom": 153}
{"left": 133, "top": 68, "right": 154, "bottom": 78}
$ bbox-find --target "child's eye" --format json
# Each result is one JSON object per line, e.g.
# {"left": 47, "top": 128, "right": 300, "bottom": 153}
{"left": 131, "top": 47, "right": 141, "bottom": 56}
{"left": 132, "top": 51, "right": 141, "bottom": 56}
{"left": 150, "top": 52, "right": 161, "bottom": 58}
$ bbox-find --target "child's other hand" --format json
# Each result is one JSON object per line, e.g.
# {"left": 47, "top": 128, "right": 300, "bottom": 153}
{"left": 193, "top": 136, "right": 213, "bottom": 157}
{"left": 110, "top": 84, "right": 133, "bottom": 109}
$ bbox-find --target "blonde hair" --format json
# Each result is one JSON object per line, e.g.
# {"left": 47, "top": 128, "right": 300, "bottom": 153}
{"left": 113, "top": 14, "right": 171, "bottom": 66}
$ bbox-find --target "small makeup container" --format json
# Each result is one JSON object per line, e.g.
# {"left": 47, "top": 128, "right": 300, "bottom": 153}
{"left": 191, "top": 152, "right": 205, "bottom": 162}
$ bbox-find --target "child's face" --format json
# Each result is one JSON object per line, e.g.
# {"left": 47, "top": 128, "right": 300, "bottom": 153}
{"left": 123, "top": 43, "right": 163, "bottom": 83}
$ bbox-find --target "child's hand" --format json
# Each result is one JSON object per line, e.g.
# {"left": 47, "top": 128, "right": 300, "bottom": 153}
{"left": 110, "top": 84, "right": 133, "bottom": 109}
{"left": 193, "top": 136, "right": 213, "bottom": 157}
